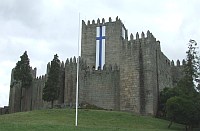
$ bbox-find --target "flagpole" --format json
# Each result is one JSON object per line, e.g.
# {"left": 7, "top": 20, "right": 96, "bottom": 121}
{"left": 75, "top": 13, "right": 80, "bottom": 127}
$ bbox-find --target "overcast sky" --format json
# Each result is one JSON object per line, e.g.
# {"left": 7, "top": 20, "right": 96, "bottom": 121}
{"left": 0, "top": 0, "right": 200, "bottom": 107}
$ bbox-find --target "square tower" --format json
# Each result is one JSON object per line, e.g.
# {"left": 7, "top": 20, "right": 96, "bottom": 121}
{"left": 81, "top": 17, "right": 127, "bottom": 69}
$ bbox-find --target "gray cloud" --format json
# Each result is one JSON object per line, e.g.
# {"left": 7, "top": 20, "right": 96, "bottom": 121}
{"left": 0, "top": 0, "right": 42, "bottom": 28}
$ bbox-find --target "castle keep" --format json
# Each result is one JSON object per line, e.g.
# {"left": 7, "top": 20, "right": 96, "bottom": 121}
{"left": 8, "top": 17, "right": 184, "bottom": 115}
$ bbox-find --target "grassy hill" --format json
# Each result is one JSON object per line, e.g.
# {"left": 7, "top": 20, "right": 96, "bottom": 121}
{"left": 0, "top": 109, "right": 184, "bottom": 131}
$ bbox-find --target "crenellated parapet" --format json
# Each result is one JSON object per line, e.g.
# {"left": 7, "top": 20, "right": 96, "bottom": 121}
{"left": 82, "top": 16, "right": 122, "bottom": 27}
{"left": 65, "top": 56, "right": 77, "bottom": 69}
{"left": 171, "top": 59, "right": 186, "bottom": 67}
{"left": 170, "top": 59, "right": 185, "bottom": 86}
{"left": 121, "top": 30, "right": 158, "bottom": 52}
{"left": 129, "top": 30, "right": 154, "bottom": 40}
{"left": 31, "top": 67, "right": 37, "bottom": 79}
{"left": 64, "top": 56, "right": 88, "bottom": 70}
{"left": 35, "top": 75, "right": 47, "bottom": 82}
{"left": 78, "top": 62, "right": 120, "bottom": 74}
{"left": 92, "top": 64, "right": 119, "bottom": 72}
{"left": 129, "top": 30, "right": 156, "bottom": 42}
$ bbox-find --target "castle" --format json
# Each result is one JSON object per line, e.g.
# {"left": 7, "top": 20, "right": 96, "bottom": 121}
{"left": 8, "top": 17, "right": 184, "bottom": 116}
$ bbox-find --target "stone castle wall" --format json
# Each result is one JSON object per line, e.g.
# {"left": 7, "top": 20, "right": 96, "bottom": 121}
{"left": 7, "top": 17, "right": 185, "bottom": 116}
{"left": 119, "top": 37, "right": 141, "bottom": 113}
{"left": 118, "top": 31, "right": 160, "bottom": 115}
{"left": 9, "top": 81, "right": 21, "bottom": 113}
{"left": 79, "top": 65, "right": 120, "bottom": 110}
{"left": 31, "top": 75, "right": 46, "bottom": 110}
{"left": 63, "top": 56, "right": 120, "bottom": 110}
{"left": 64, "top": 57, "right": 77, "bottom": 106}
{"left": 171, "top": 60, "right": 185, "bottom": 86}
{"left": 138, "top": 32, "right": 159, "bottom": 115}
{"left": 9, "top": 68, "right": 38, "bottom": 113}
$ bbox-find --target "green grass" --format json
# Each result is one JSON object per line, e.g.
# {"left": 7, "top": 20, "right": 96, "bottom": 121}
{"left": 0, "top": 109, "right": 184, "bottom": 131}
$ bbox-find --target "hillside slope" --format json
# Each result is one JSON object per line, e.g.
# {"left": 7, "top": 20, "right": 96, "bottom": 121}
{"left": 0, "top": 109, "right": 184, "bottom": 131}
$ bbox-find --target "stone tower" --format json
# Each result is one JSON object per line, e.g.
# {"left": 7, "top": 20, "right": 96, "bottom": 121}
{"left": 81, "top": 16, "right": 174, "bottom": 115}
{"left": 81, "top": 17, "right": 127, "bottom": 69}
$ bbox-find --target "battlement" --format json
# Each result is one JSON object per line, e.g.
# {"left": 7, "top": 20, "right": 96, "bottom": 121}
{"left": 128, "top": 30, "right": 156, "bottom": 42}
{"left": 120, "top": 30, "right": 160, "bottom": 56}
{"left": 31, "top": 67, "right": 37, "bottom": 79}
{"left": 64, "top": 56, "right": 119, "bottom": 72}
{"left": 35, "top": 74, "right": 46, "bottom": 81}
{"left": 86, "top": 64, "right": 119, "bottom": 72}
{"left": 82, "top": 17, "right": 156, "bottom": 43}
{"left": 82, "top": 16, "right": 156, "bottom": 41}
{"left": 171, "top": 59, "right": 186, "bottom": 67}
{"left": 65, "top": 56, "right": 77, "bottom": 66}
{"left": 82, "top": 16, "right": 122, "bottom": 26}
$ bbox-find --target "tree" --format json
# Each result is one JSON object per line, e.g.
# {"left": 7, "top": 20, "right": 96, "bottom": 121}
{"left": 13, "top": 51, "right": 33, "bottom": 111}
{"left": 13, "top": 51, "right": 33, "bottom": 88}
{"left": 181, "top": 39, "right": 200, "bottom": 94}
{"left": 43, "top": 54, "right": 61, "bottom": 108}
{"left": 166, "top": 40, "right": 200, "bottom": 130}
{"left": 166, "top": 96, "right": 199, "bottom": 130}
{"left": 158, "top": 87, "right": 179, "bottom": 117}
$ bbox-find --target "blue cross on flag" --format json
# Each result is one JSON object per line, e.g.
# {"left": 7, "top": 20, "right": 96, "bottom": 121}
{"left": 96, "top": 26, "right": 106, "bottom": 70}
